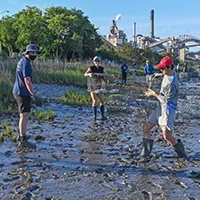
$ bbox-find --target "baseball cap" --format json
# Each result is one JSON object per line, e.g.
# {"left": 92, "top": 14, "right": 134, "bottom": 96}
{"left": 156, "top": 56, "right": 174, "bottom": 69}
{"left": 146, "top": 60, "right": 149, "bottom": 63}
{"left": 22, "top": 44, "right": 41, "bottom": 54}
{"left": 93, "top": 56, "right": 101, "bottom": 61}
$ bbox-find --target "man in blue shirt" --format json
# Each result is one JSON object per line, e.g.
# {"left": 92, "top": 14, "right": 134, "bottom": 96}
{"left": 13, "top": 44, "right": 41, "bottom": 149}
{"left": 144, "top": 60, "right": 155, "bottom": 88}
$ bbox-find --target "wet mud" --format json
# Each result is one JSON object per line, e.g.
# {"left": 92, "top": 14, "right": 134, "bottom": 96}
{"left": 0, "top": 81, "right": 200, "bottom": 200}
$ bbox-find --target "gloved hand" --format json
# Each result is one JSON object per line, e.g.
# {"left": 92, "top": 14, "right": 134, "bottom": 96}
{"left": 145, "top": 89, "right": 155, "bottom": 97}
{"left": 88, "top": 73, "right": 93, "bottom": 77}
{"left": 111, "top": 74, "right": 115, "bottom": 79}
{"left": 153, "top": 73, "right": 163, "bottom": 78}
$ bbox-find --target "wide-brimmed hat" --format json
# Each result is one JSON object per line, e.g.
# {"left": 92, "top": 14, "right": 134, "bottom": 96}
{"left": 156, "top": 56, "right": 174, "bottom": 69}
{"left": 22, "top": 44, "right": 41, "bottom": 55}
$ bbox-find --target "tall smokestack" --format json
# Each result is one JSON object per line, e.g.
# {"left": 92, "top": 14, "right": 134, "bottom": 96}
{"left": 133, "top": 22, "right": 136, "bottom": 41}
{"left": 150, "top": 9, "right": 154, "bottom": 38}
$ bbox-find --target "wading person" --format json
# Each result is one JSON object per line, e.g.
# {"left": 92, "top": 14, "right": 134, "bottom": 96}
{"left": 183, "top": 62, "right": 187, "bottom": 72}
{"left": 177, "top": 63, "right": 180, "bottom": 73}
{"left": 140, "top": 56, "right": 187, "bottom": 159}
{"left": 144, "top": 60, "right": 155, "bottom": 88}
{"left": 84, "top": 56, "right": 115, "bottom": 120}
{"left": 121, "top": 61, "right": 129, "bottom": 83}
{"left": 132, "top": 62, "right": 137, "bottom": 78}
{"left": 13, "top": 44, "right": 41, "bottom": 149}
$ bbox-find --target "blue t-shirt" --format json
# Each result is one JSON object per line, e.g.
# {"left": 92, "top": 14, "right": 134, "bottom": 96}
{"left": 13, "top": 56, "right": 33, "bottom": 96}
{"left": 121, "top": 64, "right": 128, "bottom": 73}
{"left": 132, "top": 65, "right": 137, "bottom": 72}
{"left": 144, "top": 64, "right": 155, "bottom": 76}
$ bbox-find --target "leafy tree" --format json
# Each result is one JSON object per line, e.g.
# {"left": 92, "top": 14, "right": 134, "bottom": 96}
{"left": 44, "top": 7, "right": 102, "bottom": 60}
{"left": 117, "top": 44, "right": 164, "bottom": 65}
{"left": 13, "top": 6, "right": 50, "bottom": 55}
{"left": 160, "top": 51, "right": 180, "bottom": 65}
{"left": 0, "top": 16, "right": 17, "bottom": 57}
{"left": 117, "top": 44, "right": 143, "bottom": 64}
{"left": 44, "top": 6, "right": 73, "bottom": 59}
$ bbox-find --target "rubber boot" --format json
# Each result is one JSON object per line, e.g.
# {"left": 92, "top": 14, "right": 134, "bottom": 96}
{"left": 92, "top": 106, "right": 97, "bottom": 120}
{"left": 17, "top": 136, "right": 36, "bottom": 149}
{"left": 173, "top": 139, "right": 187, "bottom": 159}
{"left": 100, "top": 105, "right": 107, "bottom": 120}
{"left": 140, "top": 138, "right": 154, "bottom": 157}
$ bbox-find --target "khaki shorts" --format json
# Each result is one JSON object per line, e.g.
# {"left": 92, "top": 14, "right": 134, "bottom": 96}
{"left": 148, "top": 107, "right": 176, "bottom": 131}
{"left": 146, "top": 75, "right": 153, "bottom": 83}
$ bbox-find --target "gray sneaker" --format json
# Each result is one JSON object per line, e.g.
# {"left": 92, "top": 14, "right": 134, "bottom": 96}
{"left": 17, "top": 136, "right": 36, "bottom": 149}
{"left": 17, "top": 135, "right": 31, "bottom": 141}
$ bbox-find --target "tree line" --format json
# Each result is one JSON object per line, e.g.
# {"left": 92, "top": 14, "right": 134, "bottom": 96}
{"left": 0, "top": 6, "right": 103, "bottom": 60}
{"left": 0, "top": 5, "right": 183, "bottom": 65}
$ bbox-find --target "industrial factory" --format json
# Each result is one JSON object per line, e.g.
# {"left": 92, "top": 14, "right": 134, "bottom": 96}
{"left": 101, "top": 10, "right": 200, "bottom": 61}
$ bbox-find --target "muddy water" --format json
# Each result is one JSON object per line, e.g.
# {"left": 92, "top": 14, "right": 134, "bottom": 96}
{"left": 0, "top": 83, "right": 200, "bottom": 200}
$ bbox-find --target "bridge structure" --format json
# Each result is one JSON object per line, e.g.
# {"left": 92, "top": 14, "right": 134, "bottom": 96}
{"left": 137, "top": 34, "right": 200, "bottom": 61}
{"left": 99, "top": 32, "right": 200, "bottom": 61}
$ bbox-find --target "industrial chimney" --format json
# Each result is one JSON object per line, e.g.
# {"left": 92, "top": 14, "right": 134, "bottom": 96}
{"left": 150, "top": 9, "right": 154, "bottom": 38}
{"left": 133, "top": 22, "right": 136, "bottom": 41}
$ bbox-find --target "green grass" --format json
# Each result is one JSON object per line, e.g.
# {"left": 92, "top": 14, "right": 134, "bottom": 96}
{"left": 5, "top": 126, "right": 13, "bottom": 135}
{"left": 1, "top": 120, "right": 8, "bottom": 128}
{"left": 0, "top": 57, "right": 154, "bottom": 113}
{"left": 0, "top": 132, "right": 4, "bottom": 142}
{"left": 59, "top": 88, "right": 116, "bottom": 107}
{"left": 33, "top": 108, "right": 56, "bottom": 120}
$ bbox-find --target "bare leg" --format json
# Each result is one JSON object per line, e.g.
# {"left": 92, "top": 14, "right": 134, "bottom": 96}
{"left": 90, "top": 93, "right": 98, "bottom": 107}
{"left": 162, "top": 130, "right": 178, "bottom": 146}
{"left": 19, "top": 109, "right": 32, "bottom": 137}
{"left": 97, "top": 93, "right": 104, "bottom": 106}
{"left": 148, "top": 79, "right": 152, "bottom": 88}
{"left": 142, "top": 121, "right": 156, "bottom": 139}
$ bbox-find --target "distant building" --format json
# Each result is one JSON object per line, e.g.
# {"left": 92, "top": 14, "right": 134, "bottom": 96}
{"left": 106, "top": 20, "right": 128, "bottom": 46}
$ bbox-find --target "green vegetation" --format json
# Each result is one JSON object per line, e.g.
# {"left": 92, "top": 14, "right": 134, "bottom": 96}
{"left": 4, "top": 126, "right": 13, "bottom": 135}
{"left": 26, "top": 177, "right": 33, "bottom": 183}
{"left": 11, "top": 134, "right": 17, "bottom": 142}
{"left": 1, "top": 120, "right": 8, "bottom": 128}
{"left": 59, "top": 88, "right": 91, "bottom": 106}
{"left": 0, "top": 120, "right": 17, "bottom": 142}
{"left": 34, "top": 108, "right": 56, "bottom": 120}
{"left": 59, "top": 88, "right": 116, "bottom": 106}
{"left": 0, "top": 6, "right": 102, "bottom": 60}
{"left": 117, "top": 44, "right": 181, "bottom": 66}
{"left": 0, "top": 132, "right": 4, "bottom": 142}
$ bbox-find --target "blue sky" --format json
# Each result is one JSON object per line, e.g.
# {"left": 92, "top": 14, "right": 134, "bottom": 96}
{"left": 1, "top": 0, "right": 200, "bottom": 51}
